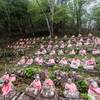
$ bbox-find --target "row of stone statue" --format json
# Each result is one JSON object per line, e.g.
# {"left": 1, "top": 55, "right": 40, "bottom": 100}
{"left": 15, "top": 33, "right": 100, "bottom": 70}
{"left": 7, "top": 33, "right": 100, "bottom": 50}
{"left": 0, "top": 71, "right": 100, "bottom": 100}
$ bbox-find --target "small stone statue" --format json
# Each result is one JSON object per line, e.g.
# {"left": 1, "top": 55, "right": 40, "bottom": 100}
{"left": 41, "top": 76, "right": 56, "bottom": 99}
{"left": 88, "top": 80, "right": 100, "bottom": 100}
{"left": 1, "top": 79, "right": 16, "bottom": 100}
{"left": 25, "top": 74, "right": 42, "bottom": 97}
{"left": 64, "top": 78, "right": 79, "bottom": 99}
{"left": 83, "top": 58, "right": 96, "bottom": 70}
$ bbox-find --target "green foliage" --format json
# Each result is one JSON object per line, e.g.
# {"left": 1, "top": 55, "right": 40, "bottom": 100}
{"left": 60, "top": 65, "right": 71, "bottom": 72}
{"left": 97, "top": 63, "right": 100, "bottom": 71}
{"left": 77, "top": 80, "right": 88, "bottom": 93}
{"left": 0, "top": 0, "right": 30, "bottom": 35}
{"left": 93, "top": 6, "right": 100, "bottom": 29}
{"left": 24, "top": 67, "right": 39, "bottom": 78}
{"left": 0, "top": 65, "right": 4, "bottom": 73}
{"left": 81, "top": 93, "right": 92, "bottom": 100}
{"left": 49, "top": 71, "right": 56, "bottom": 80}
{"left": 54, "top": 5, "right": 73, "bottom": 24}
{"left": 0, "top": 0, "right": 99, "bottom": 35}
{"left": 65, "top": 54, "right": 75, "bottom": 58}
{"left": 24, "top": 68, "right": 34, "bottom": 78}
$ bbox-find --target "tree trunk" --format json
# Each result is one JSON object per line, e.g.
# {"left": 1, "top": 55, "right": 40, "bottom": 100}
{"left": 5, "top": 7, "right": 11, "bottom": 35}
{"left": 74, "top": 0, "right": 82, "bottom": 34}
{"left": 17, "top": 20, "right": 23, "bottom": 34}
{"left": 48, "top": 0, "right": 55, "bottom": 37}
{"left": 36, "top": 0, "right": 52, "bottom": 37}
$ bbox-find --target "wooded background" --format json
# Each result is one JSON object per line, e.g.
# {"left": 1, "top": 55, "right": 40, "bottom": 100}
{"left": 0, "top": 0, "right": 100, "bottom": 37}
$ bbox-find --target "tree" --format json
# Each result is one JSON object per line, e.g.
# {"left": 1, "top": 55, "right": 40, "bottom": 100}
{"left": 0, "top": 0, "right": 100, "bottom": 37}
{"left": 92, "top": 7, "right": 100, "bottom": 30}
{"left": 0, "top": 0, "right": 30, "bottom": 36}
{"left": 71, "top": 0, "right": 87, "bottom": 34}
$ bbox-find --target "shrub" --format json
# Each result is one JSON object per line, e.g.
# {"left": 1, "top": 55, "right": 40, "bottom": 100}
{"left": 49, "top": 71, "right": 56, "bottom": 80}
{"left": 24, "top": 67, "right": 39, "bottom": 78}
{"left": 65, "top": 54, "right": 75, "bottom": 58}
{"left": 60, "top": 66, "right": 71, "bottom": 72}
{"left": 77, "top": 80, "right": 88, "bottom": 93}
{"left": 81, "top": 93, "right": 92, "bottom": 100}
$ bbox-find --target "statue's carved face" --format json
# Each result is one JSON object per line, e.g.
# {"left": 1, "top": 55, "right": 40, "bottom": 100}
{"left": 67, "top": 79, "right": 72, "bottom": 84}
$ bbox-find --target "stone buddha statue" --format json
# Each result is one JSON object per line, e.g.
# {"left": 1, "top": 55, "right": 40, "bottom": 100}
{"left": 88, "top": 80, "right": 100, "bottom": 100}
{"left": 64, "top": 78, "right": 79, "bottom": 99}
{"left": 41, "top": 76, "right": 56, "bottom": 98}
{"left": 25, "top": 74, "right": 42, "bottom": 97}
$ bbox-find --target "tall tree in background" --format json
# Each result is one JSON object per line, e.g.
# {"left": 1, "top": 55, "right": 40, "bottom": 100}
{"left": 0, "top": 0, "right": 11, "bottom": 34}
{"left": 28, "top": 0, "right": 53, "bottom": 36}
{"left": 0, "top": 0, "right": 100, "bottom": 37}
{"left": 72, "top": 0, "right": 87, "bottom": 33}
{"left": 0, "top": 0, "right": 30, "bottom": 36}
{"left": 92, "top": 6, "right": 100, "bottom": 30}
{"left": 48, "top": 0, "right": 56, "bottom": 36}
